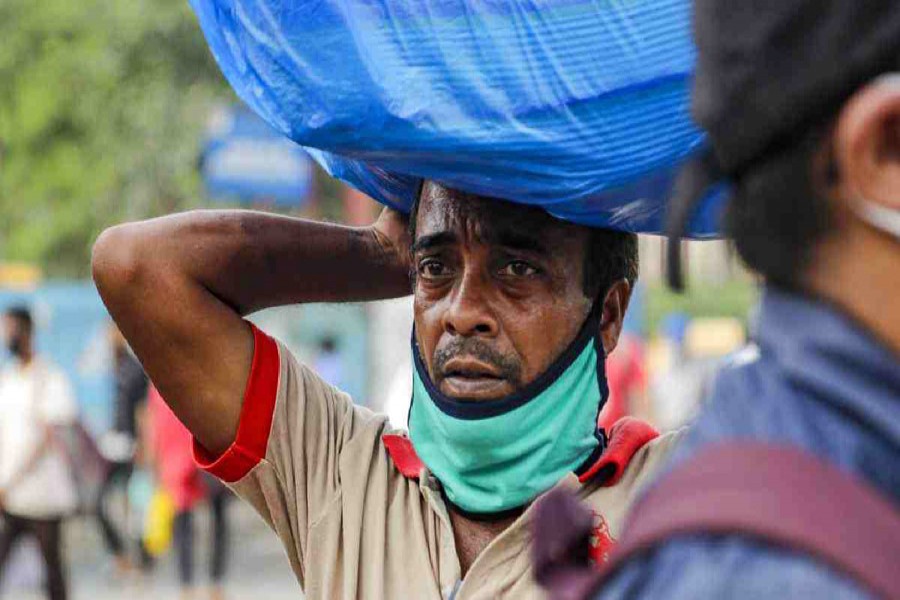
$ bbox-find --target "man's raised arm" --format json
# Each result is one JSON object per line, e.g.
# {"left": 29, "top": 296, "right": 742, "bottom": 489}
{"left": 91, "top": 208, "right": 411, "bottom": 457}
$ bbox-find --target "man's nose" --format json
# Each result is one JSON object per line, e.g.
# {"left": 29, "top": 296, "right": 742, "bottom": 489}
{"left": 442, "top": 272, "right": 498, "bottom": 337}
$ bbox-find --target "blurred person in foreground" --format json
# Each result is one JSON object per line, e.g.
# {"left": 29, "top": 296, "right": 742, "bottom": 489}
{"left": 0, "top": 307, "right": 77, "bottom": 600}
{"left": 537, "top": 2, "right": 900, "bottom": 599}
{"left": 91, "top": 180, "right": 682, "bottom": 599}
{"left": 94, "top": 323, "right": 149, "bottom": 573}
{"left": 146, "top": 385, "right": 230, "bottom": 600}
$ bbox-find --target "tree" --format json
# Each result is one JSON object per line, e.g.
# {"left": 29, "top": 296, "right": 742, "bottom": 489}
{"left": 0, "top": 0, "right": 233, "bottom": 276}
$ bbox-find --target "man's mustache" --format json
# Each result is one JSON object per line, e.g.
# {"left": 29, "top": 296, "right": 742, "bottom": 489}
{"left": 433, "top": 338, "right": 522, "bottom": 384}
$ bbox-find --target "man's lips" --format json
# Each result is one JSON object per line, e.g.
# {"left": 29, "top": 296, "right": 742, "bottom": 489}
{"left": 438, "top": 357, "right": 511, "bottom": 399}
{"left": 441, "top": 357, "right": 502, "bottom": 379}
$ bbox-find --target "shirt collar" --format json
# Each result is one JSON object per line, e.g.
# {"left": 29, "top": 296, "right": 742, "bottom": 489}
{"left": 756, "top": 287, "right": 900, "bottom": 449}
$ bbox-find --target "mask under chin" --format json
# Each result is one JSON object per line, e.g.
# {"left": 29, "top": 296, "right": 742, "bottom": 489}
{"left": 407, "top": 305, "right": 608, "bottom": 515}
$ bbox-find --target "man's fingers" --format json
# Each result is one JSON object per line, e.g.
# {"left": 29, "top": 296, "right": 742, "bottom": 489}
{"left": 372, "top": 207, "right": 412, "bottom": 268}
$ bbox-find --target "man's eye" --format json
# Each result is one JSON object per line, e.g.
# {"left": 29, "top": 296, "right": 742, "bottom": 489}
{"left": 418, "top": 259, "right": 448, "bottom": 278}
{"left": 500, "top": 261, "right": 538, "bottom": 277}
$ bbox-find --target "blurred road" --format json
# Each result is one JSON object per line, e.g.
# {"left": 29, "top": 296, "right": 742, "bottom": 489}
{"left": 3, "top": 500, "right": 301, "bottom": 600}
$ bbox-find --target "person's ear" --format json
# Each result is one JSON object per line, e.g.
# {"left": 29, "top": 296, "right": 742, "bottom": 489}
{"left": 834, "top": 74, "right": 900, "bottom": 216}
{"left": 598, "top": 279, "right": 633, "bottom": 356}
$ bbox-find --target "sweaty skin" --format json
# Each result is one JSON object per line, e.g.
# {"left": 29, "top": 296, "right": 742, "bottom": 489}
{"left": 92, "top": 183, "right": 631, "bottom": 577}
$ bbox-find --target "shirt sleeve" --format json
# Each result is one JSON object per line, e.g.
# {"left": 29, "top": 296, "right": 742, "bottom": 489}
{"left": 192, "top": 323, "right": 388, "bottom": 585}
{"left": 39, "top": 368, "right": 78, "bottom": 426}
{"left": 596, "top": 535, "right": 874, "bottom": 600}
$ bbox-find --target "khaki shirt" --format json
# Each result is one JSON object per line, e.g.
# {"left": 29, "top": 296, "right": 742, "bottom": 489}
{"left": 195, "top": 326, "right": 681, "bottom": 600}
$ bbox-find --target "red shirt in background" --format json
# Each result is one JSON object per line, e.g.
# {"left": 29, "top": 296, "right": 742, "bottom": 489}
{"left": 599, "top": 334, "right": 647, "bottom": 431}
{"left": 148, "top": 386, "right": 206, "bottom": 511}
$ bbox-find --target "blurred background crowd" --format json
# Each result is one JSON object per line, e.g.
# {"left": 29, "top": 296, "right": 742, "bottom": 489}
{"left": 0, "top": 1, "right": 756, "bottom": 599}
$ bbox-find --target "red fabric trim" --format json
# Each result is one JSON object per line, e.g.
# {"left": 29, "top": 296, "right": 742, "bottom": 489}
{"left": 384, "top": 417, "right": 658, "bottom": 487}
{"left": 193, "top": 323, "right": 280, "bottom": 483}
{"left": 382, "top": 434, "right": 424, "bottom": 479}
{"left": 578, "top": 417, "right": 659, "bottom": 486}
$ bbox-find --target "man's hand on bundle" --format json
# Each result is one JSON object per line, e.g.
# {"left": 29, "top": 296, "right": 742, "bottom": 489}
{"left": 371, "top": 207, "right": 412, "bottom": 276}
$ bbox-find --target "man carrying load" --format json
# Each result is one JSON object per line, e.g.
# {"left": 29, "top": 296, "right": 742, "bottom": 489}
{"left": 92, "top": 181, "right": 680, "bottom": 599}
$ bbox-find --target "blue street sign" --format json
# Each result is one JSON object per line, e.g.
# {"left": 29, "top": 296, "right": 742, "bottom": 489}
{"left": 201, "top": 105, "right": 313, "bottom": 206}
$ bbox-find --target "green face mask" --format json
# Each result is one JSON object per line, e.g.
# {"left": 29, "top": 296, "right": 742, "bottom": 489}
{"left": 408, "top": 309, "right": 608, "bottom": 517}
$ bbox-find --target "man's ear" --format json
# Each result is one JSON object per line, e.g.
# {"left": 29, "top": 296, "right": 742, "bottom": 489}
{"left": 834, "top": 74, "right": 900, "bottom": 217}
{"left": 598, "top": 279, "right": 633, "bottom": 356}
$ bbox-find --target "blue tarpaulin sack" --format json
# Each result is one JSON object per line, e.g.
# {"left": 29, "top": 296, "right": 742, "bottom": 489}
{"left": 190, "top": 0, "right": 722, "bottom": 237}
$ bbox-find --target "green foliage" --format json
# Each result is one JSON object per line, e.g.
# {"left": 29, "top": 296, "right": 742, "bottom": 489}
{"left": 0, "top": 0, "right": 233, "bottom": 276}
{"left": 645, "top": 278, "right": 760, "bottom": 336}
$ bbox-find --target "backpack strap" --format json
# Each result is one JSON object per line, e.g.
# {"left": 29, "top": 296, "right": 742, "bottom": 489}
{"left": 599, "top": 442, "right": 900, "bottom": 600}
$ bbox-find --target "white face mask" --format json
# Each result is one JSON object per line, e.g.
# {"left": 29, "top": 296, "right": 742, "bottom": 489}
{"left": 856, "top": 200, "right": 900, "bottom": 242}
{"left": 850, "top": 74, "right": 900, "bottom": 243}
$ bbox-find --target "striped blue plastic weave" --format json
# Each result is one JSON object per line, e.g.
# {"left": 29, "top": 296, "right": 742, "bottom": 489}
{"left": 190, "top": 0, "right": 723, "bottom": 237}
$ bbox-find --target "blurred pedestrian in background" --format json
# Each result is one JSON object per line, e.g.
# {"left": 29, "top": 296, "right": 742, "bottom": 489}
{"left": 312, "top": 335, "right": 345, "bottom": 390}
{"left": 95, "top": 323, "right": 149, "bottom": 574}
{"left": 647, "top": 316, "right": 746, "bottom": 431}
{"left": 598, "top": 333, "right": 647, "bottom": 430}
{"left": 0, "top": 306, "right": 77, "bottom": 600}
{"left": 146, "top": 385, "right": 230, "bottom": 600}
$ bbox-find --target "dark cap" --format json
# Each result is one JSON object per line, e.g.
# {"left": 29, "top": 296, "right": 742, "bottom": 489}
{"left": 695, "top": 0, "right": 900, "bottom": 176}
{"left": 667, "top": 0, "right": 900, "bottom": 289}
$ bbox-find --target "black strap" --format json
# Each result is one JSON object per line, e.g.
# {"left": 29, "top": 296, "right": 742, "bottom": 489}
{"left": 664, "top": 149, "right": 722, "bottom": 292}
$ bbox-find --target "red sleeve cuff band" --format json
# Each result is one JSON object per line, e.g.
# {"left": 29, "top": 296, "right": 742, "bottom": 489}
{"left": 193, "top": 323, "right": 280, "bottom": 483}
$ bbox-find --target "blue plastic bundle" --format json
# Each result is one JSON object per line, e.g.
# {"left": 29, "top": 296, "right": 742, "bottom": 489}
{"left": 190, "top": 0, "right": 722, "bottom": 237}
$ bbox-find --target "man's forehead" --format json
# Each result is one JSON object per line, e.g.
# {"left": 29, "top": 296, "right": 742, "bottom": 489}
{"left": 415, "top": 183, "right": 577, "bottom": 248}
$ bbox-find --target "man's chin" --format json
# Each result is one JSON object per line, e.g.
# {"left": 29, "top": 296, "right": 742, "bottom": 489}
{"left": 439, "top": 376, "right": 515, "bottom": 401}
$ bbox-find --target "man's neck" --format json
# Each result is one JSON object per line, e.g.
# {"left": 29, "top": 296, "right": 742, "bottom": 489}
{"left": 806, "top": 221, "right": 900, "bottom": 357}
{"left": 448, "top": 506, "right": 522, "bottom": 577}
